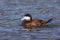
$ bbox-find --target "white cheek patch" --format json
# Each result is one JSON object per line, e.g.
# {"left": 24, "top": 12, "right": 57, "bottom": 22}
{"left": 21, "top": 16, "right": 30, "bottom": 21}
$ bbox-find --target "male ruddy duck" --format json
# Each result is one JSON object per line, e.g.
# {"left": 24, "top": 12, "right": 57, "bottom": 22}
{"left": 21, "top": 14, "right": 53, "bottom": 31}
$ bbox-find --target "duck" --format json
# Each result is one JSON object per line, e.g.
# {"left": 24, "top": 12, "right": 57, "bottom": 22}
{"left": 21, "top": 14, "right": 53, "bottom": 31}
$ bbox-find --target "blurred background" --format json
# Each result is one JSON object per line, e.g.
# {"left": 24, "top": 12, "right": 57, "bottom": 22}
{"left": 0, "top": 0, "right": 60, "bottom": 40}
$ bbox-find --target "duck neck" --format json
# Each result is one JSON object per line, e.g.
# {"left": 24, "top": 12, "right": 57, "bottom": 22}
{"left": 30, "top": 16, "right": 32, "bottom": 21}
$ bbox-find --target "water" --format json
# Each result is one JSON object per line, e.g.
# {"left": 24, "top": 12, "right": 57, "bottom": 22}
{"left": 0, "top": 0, "right": 60, "bottom": 40}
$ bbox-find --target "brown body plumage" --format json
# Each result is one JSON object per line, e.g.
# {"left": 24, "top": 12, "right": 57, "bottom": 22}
{"left": 21, "top": 14, "right": 53, "bottom": 31}
{"left": 22, "top": 19, "right": 46, "bottom": 28}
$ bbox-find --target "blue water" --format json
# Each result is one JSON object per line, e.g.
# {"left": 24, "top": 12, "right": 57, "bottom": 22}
{"left": 0, "top": 0, "right": 60, "bottom": 40}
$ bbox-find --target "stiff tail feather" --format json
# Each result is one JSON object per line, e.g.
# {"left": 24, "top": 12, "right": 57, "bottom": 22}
{"left": 46, "top": 18, "right": 53, "bottom": 23}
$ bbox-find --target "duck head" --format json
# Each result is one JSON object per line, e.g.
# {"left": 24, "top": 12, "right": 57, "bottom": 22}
{"left": 21, "top": 14, "right": 32, "bottom": 21}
